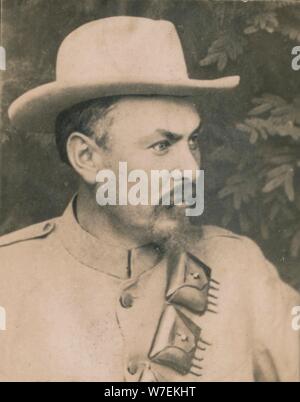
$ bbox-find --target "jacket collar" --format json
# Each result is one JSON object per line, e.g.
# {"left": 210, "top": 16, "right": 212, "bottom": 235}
{"left": 57, "top": 196, "right": 164, "bottom": 279}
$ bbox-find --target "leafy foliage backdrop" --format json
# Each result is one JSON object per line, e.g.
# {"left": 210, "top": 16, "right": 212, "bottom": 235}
{"left": 1, "top": 0, "right": 300, "bottom": 289}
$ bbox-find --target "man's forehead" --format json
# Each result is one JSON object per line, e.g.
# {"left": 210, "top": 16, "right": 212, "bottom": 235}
{"left": 109, "top": 95, "right": 201, "bottom": 135}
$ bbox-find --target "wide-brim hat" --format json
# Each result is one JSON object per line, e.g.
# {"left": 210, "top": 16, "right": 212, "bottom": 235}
{"left": 8, "top": 16, "right": 240, "bottom": 133}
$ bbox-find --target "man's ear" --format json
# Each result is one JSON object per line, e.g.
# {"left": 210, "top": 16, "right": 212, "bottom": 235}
{"left": 66, "top": 132, "right": 102, "bottom": 184}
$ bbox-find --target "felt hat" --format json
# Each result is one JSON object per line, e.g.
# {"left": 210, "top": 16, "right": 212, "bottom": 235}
{"left": 8, "top": 16, "right": 240, "bottom": 132}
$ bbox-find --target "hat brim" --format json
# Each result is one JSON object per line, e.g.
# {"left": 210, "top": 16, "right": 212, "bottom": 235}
{"left": 8, "top": 76, "right": 240, "bottom": 132}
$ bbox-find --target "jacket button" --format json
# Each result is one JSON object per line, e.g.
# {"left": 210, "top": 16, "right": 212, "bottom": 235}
{"left": 120, "top": 292, "right": 134, "bottom": 309}
{"left": 127, "top": 361, "right": 138, "bottom": 375}
{"left": 43, "top": 222, "right": 53, "bottom": 232}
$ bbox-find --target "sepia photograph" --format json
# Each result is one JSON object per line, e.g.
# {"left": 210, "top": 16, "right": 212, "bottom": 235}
{"left": 0, "top": 0, "right": 299, "bottom": 383}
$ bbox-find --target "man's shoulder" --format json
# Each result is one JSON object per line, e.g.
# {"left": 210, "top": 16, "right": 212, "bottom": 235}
{"left": 201, "top": 224, "right": 243, "bottom": 241}
{"left": 0, "top": 219, "right": 58, "bottom": 258}
{"left": 198, "top": 224, "right": 255, "bottom": 249}
{"left": 200, "top": 224, "right": 264, "bottom": 254}
{"left": 188, "top": 224, "right": 267, "bottom": 276}
{"left": 0, "top": 219, "right": 62, "bottom": 297}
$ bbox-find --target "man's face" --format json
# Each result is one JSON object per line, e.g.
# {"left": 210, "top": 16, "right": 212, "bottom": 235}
{"left": 95, "top": 96, "right": 202, "bottom": 243}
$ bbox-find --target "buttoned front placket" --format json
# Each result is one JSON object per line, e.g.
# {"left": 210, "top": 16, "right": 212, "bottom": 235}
{"left": 115, "top": 247, "right": 168, "bottom": 382}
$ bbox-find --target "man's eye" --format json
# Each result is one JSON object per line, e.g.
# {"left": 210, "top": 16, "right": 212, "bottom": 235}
{"left": 188, "top": 133, "right": 199, "bottom": 150}
{"left": 150, "top": 140, "right": 171, "bottom": 154}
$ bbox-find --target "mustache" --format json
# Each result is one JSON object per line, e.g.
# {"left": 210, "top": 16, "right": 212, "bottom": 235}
{"left": 157, "top": 179, "right": 198, "bottom": 207}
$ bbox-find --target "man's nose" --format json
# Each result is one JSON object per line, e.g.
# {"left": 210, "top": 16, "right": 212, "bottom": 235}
{"left": 176, "top": 144, "right": 200, "bottom": 174}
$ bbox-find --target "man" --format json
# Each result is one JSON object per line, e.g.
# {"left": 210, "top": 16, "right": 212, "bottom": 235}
{"left": 0, "top": 16, "right": 299, "bottom": 382}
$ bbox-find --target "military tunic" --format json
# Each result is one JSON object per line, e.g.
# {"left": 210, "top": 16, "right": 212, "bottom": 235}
{"left": 0, "top": 199, "right": 299, "bottom": 382}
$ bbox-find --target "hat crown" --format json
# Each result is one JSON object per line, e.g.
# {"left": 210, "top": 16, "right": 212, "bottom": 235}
{"left": 56, "top": 16, "right": 188, "bottom": 83}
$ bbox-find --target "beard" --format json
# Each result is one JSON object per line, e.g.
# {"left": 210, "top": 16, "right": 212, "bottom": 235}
{"left": 94, "top": 169, "right": 204, "bottom": 248}
{"left": 149, "top": 181, "right": 204, "bottom": 247}
{"left": 149, "top": 203, "right": 204, "bottom": 251}
{"left": 100, "top": 201, "right": 203, "bottom": 251}
{"left": 95, "top": 173, "right": 204, "bottom": 250}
